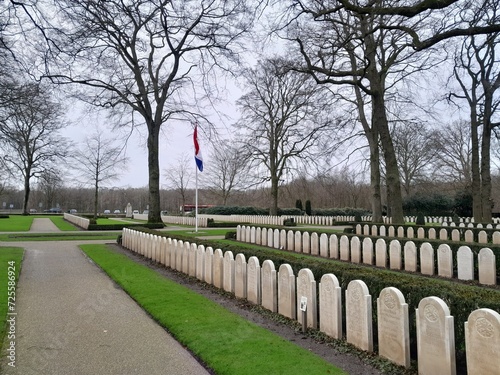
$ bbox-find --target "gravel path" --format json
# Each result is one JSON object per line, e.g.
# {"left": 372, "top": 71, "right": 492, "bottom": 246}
{"left": 29, "top": 218, "right": 61, "bottom": 232}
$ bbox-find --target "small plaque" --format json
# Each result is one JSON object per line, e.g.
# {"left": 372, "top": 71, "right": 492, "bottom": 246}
{"left": 300, "top": 296, "right": 307, "bottom": 312}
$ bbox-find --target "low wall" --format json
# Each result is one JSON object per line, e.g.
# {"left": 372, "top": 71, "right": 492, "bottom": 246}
{"left": 63, "top": 213, "right": 89, "bottom": 229}
{"left": 121, "top": 228, "right": 500, "bottom": 374}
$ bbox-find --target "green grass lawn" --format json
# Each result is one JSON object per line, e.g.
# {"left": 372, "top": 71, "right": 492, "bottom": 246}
{"left": 0, "top": 216, "right": 34, "bottom": 232}
{"left": 165, "top": 229, "right": 232, "bottom": 238}
{"left": 49, "top": 216, "right": 79, "bottom": 231}
{"left": 81, "top": 244, "right": 345, "bottom": 375}
{"left": 0, "top": 232, "right": 119, "bottom": 242}
{"left": 0, "top": 247, "right": 23, "bottom": 348}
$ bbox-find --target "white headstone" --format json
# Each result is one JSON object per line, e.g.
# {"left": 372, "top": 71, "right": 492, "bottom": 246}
{"left": 377, "top": 287, "right": 410, "bottom": 368}
{"left": 465, "top": 308, "right": 500, "bottom": 375}
{"left": 280, "top": 229, "right": 287, "bottom": 249}
{"left": 388, "top": 226, "right": 395, "bottom": 237}
{"left": 340, "top": 235, "right": 350, "bottom": 261}
{"left": 319, "top": 274, "right": 342, "bottom": 339}
{"left": 297, "top": 268, "right": 317, "bottom": 329}
{"left": 351, "top": 236, "right": 361, "bottom": 263}
{"left": 278, "top": 264, "right": 296, "bottom": 320}
{"left": 196, "top": 245, "right": 205, "bottom": 280}
{"left": 320, "top": 233, "right": 329, "bottom": 258}
{"left": 493, "top": 231, "right": 500, "bottom": 245}
{"left": 362, "top": 237, "right": 374, "bottom": 265}
{"left": 261, "top": 227, "right": 267, "bottom": 246}
{"left": 451, "top": 229, "right": 460, "bottom": 242}
{"left": 416, "top": 296, "right": 456, "bottom": 375}
{"left": 234, "top": 253, "right": 247, "bottom": 299}
{"left": 420, "top": 242, "right": 435, "bottom": 276}
{"left": 223, "top": 251, "right": 235, "bottom": 293}
{"left": 204, "top": 247, "right": 213, "bottom": 284}
{"left": 346, "top": 280, "right": 373, "bottom": 352}
{"left": 478, "top": 248, "right": 496, "bottom": 285}
{"left": 311, "top": 232, "right": 319, "bottom": 256}
{"left": 213, "top": 249, "right": 223, "bottom": 288}
{"left": 294, "top": 231, "right": 302, "bottom": 253}
{"left": 390, "top": 240, "right": 402, "bottom": 270}
{"left": 439, "top": 228, "right": 448, "bottom": 240}
{"left": 375, "top": 238, "right": 387, "bottom": 268}
{"left": 302, "top": 232, "right": 311, "bottom": 254}
{"left": 329, "top": 234, "right": 338, "bottom": 259}
{"left": 465, "top": 229, "right": 474, "bottom": 243}
{"left": 437, "top": 244, "right": 453, "bottom": 278}
{"left": 478, "top": 230, "right": 488, "bottom": 244}
{"left": 428, "top": 228, "right": 436, "bottom": 240}
{"left": 417, "top": 227, "right": 425, "bottom": 239}
{"left": 261, "top": 260, "right": 277, "bottom": 312}
{"left": 404, "top": 241, "right": 417, "bottom": 272}
{"left": 407, "top": 227, "right": 414, "bottom": 239}
{"left": 457, "top": 246, "right": 474, "bottom": 281}
{"left": 247, "top": 256, "right": 261, "bottom": 304}
{"left": 274, "top": 229, "right": 280, "bottom": 249}
{"left": 287, "top": 230, "right": 294, "bottom": 251}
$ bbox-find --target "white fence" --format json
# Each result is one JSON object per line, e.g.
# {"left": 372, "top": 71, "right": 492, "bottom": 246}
{"left": 121, "top": 228, "right": 500, "bottom": 375}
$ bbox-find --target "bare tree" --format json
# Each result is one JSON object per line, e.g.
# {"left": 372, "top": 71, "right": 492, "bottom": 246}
{"left": 433, "top": 120, "right": 473, "bottom": 188}
{"left": 35, "top": 0, "right": 260, "bottom": 223}
{"left": 72, "top": 130, "right": 129, "bottom": 219}
{"left": 329, "top": 0, "right": 500, "bottom": 50}
{"left": 201, "top": 140, "right": 249, "bottom": 206}
{"left": 0, "top": 82, "right": 68, "bottom": 214}
{"left": 448, "top": 26, "right": 500, "bottom": 222}
{"left": 392, "top": 122, "right": 437, "bottom": 196}
{"left": 236, "top": 58, "right": 334, "bottom": 215}
{"left": 278, "top": 0, "right": 439, "bottom": 222}
{"left": 164, "top": 154, "right": 193, "bottom": 213}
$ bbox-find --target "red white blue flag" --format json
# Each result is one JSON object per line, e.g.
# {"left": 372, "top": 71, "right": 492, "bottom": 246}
{"left": 193, "top": 124, "right": 203, "bottom": 172}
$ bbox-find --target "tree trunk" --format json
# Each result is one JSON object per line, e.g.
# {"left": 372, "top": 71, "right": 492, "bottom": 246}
{"left": 147, "top": 121, "right": 162, "bottom": 223}
{"left": 481, "top": 95, "right": 493, "bottom": 223}
{"left": 368, "top": 129, "right": 383, "bottom": 223}
{"left": 93, "top": 181, "right": 99, "bottom": 220}
{"left": 270, "top": 174, "right": 279, "bottom": 216}
{"left": 22, "top": 172, "right": 31, "bottom": 215}
{"left": 470, "top": 109, "right": 482, "bottom": 222}
{"left": 371, "top": 91, "right": 404, "bottom": 224}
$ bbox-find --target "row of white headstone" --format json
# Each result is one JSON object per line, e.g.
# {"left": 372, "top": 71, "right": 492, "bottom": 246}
{"left": 236, "top": 225, "right": 497, "bottom": 285}
{"left": 121, "top": 228, "right": 500, "bottom": 375}
{"left": 355, "top": 223, "right": 500, "bottom": 244}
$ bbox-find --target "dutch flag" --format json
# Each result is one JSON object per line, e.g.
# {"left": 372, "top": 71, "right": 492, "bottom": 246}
{"left": 193, "top": 124, "right": 203, "bottom": 172}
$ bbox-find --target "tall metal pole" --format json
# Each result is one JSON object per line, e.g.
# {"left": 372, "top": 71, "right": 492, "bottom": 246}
{"left": 195, "top": 165, "right": 199, "bottom": 233}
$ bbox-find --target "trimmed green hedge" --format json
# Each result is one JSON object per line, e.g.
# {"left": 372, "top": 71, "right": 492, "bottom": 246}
{"left": 88, "top": 223, "right": 164, "bottom": 231}
{"left": 129, "top": 227, "right": 500, "bottom": 371}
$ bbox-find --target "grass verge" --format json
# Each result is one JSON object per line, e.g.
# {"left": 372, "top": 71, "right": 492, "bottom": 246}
{"left": 80, "top": 244, "right": 346, "bottom": 375}
{"left": 0, "top": 216, "right": 33, "bottom": 232}
{"left": 0, "top": 248, "right": 23, "bottom": 348}
{"left": 50, "top": 216, "right": 79, "bottom": 231}
{"left": 0, "top": 232, "right": 119, "bottom": 242}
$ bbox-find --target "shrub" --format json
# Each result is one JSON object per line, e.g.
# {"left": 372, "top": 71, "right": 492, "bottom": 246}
{"left": 225, "top": 231, "right": 237, "bottom": 240}
{"left": 305, "top": 200, "right": 312, "bottom": 215}
{"left": 295, "top": 199, "right": 303, "bottom": 211}
{"left": 416, "top": 212, "right": 425, "bottom": 225}
{"left": 283, "top": 218, "right": 296, "bottom": 226}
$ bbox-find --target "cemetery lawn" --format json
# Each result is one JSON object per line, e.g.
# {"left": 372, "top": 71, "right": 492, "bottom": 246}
{"left": 0, "top": 232, "right": 119, "bottom": 242}
{"left": 0, "top": 216, "right": 34, "bottom": 232}
{"left": 49, "top": 216, "right": 79, "bottom": 231}
{"left": 166, "top": 229, "right": 232, "bottom": 238}
{"left": 0, "top": 247, "right": 23, "bottom": 347}
{"left": 81, "top": 244, "right": 347, "bottom": 375}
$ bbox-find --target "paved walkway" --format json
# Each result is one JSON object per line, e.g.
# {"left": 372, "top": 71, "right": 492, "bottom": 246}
{"left": 1, "top": 225, "right": 209, "bottom": 374}
{"left": 29, "top": 218, "right": 61, "bottom": 232}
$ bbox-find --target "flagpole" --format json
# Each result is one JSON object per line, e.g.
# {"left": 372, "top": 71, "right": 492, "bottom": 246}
{"left": 195, "top": 164, "right": 199, "bottom": 233}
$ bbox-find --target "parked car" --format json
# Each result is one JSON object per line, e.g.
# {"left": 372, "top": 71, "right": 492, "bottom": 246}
{"left": 44, "top": 208, "right": 62, "bottom": 213}
{"left": 68, "top": 209, "right": 77, "bottom": 214}
{"left": 142, "top": 210, "right": 149, "bottom": 215}
{"left": 103, "top": 209, "right": 111, "bottom": 214}
{"left": 113, "top": 209, "right": 121, "bottom": 214}
{"left": 132, "top": 210, "right": 139, "bottom": 214}
{"left": 161, "top": 210, "right": 168, "bottom": 216}
{"left": 29, "top": 209, "right": 37, "bottom": 213}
